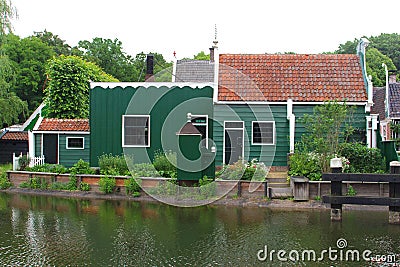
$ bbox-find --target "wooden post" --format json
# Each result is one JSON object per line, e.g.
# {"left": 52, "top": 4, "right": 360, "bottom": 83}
{"left": 264, "top": 181, "right": 268, "bottom": 198}
{"left": 237, "top": 180, "right": 242, "bottom": 197}
{"left": 389, "top": 161, "right": 400, "bottom": 224}
{"left": 330, "top": 158, "right": 343, "bottom": 221}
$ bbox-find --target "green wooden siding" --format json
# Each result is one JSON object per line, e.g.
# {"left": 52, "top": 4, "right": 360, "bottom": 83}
{"left": 33, "top": 133, "right": 89, "bottom": 167}
{"left": 34, "top": 134, "right": 41, "bottom": 157}
{"left": 293, "top": 105, "right": 367, "bottom": 144}
{"left": 214, "top": 103, "right": 368, "bottom": 167}
{"left": 58, "top": 134, "right": 90, "bottom": 167}
{"left": 213, "top": 104, "right": 289, "bottom": 167}
{"left": 90, "top": 85, "right": 214, "bottom": 166}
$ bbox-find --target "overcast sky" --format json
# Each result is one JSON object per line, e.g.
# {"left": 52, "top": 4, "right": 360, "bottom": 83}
{"left": 11, "top": 0, "right": 400, "bottom": 61}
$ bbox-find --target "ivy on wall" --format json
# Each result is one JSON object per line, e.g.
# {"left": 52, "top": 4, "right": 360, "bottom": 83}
{"left": 45, "top": 55, "right": 118, "bottom": 119}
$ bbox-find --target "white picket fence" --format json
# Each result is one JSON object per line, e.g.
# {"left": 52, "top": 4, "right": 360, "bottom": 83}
{"left": 13, "top": 153, "right": 45, "bottom": 171}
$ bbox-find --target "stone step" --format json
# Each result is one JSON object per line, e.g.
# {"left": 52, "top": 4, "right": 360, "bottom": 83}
{"left": 267, "top": 177, "right": 288, "bottom": 184}
{"left": 268, "top": 182, "right": 290, "bottom": 188}
{"left": 267, "top": 171, "right": 288, "bottom": 179}
{"left": 269, "top": 187, "right": 293, "bottom": 199}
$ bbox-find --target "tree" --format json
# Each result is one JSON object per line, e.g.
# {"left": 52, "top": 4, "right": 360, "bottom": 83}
{"left": 365, "top": 47, "right": 396, "bottom": 87}
{"left": 34, "top": 30, "right": 71, "bottom": 56}
{"left": 335, "top": 38, "right": 358, "bottom": 54}
{"left": 77, "top": 37, "right": 137, "bottom": 81}
{"left": 0, "top": 55, "right": 28, "bottom": 127}
{"left": 193, "top": 51, "right": 210, "bottom": 60}
{"left": 369, "top": 33, "right": 400, "bottom": 70}
{"left": 1, "top": 34, "right": 55, "bottom": 111}
{"left": 0, "top": 0, "right": 17, "bottom": 36}
{"left": 299, "top": 101, "right": 353, "bottom": 172}
{"left": 45, "top": 55, "right": 118, "bottom": 119}
{"left": 335, "top": 36, "right": 397, "bottom": 87}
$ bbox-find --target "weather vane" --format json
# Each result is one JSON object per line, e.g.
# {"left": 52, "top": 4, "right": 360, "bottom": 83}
{"left": 213, "top": 24, "right": 218, "bottom": 47}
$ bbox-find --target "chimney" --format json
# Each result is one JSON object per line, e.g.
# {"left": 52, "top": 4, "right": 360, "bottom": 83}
{"left": 145, "top": 54, "right": 155, "bottom": 82}
{"left": 389, "top": 70, "right": 397, "bottom": 83}
{"left": 210, "top": 47, "right": 214, "bottom": 62}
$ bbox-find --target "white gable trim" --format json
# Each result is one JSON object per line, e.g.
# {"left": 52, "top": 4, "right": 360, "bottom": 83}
{"left": 90, "top": 82, "right": 214, "bottom": 89}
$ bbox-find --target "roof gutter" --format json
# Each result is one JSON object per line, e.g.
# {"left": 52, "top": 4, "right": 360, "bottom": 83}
{"left": 356, "top": 37, "right": 373, "bottom": 112}
{"left": 382, "top": 63, "right": 390, "bottom": 117}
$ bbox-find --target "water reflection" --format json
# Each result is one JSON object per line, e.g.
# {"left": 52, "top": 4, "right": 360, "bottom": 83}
{"left": 0, "top": 192, "right": 399, "bottom": 266}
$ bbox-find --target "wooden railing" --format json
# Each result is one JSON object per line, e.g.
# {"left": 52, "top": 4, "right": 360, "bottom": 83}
{"left": 322, "top": 161, "right": 400, "bottom": 224}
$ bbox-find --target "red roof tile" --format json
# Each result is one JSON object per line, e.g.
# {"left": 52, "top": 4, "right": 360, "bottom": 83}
{"left": 0, "top": 131, "right": 28, "bottom": 141}
{"left": 37, "top": 118, "right": 90, "bottom": 132}
{"left": 218, "top": 54, "right": 367, "bottom": 102}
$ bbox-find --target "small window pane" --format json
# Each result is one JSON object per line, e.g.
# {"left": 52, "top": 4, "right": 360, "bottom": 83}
{"left": 225, "top": 122, "right": 244, "bottom": 129}
{"left": 191, "top": 116, "right": 207, "bottom": 124}
{"left": 253, "top": 122, "right": 274, "bottom": 144}
{"left": 67, "top": 138, "right": 84, "bottom": 149}
{"left": 124, "top": 116, "right": 149, "bottom": 147}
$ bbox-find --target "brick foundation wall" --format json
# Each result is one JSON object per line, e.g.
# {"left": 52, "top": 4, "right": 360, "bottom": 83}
{"left": 6, "top": 171, "right": 391, "bottom": 201}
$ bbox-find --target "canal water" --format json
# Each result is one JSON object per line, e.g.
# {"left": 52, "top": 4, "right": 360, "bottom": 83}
{"left": 0, "top": 192, "right": 399, "bottom": 266}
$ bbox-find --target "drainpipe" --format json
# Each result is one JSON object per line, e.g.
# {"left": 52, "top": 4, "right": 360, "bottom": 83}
{"left": 366, "top": 116, "right": 372, "bottom": 148}
{"left": 382, "top": 63, "right": 390, "bottom": 118}
{"left": 287, "top": 99, "right": 295, "bottom": 153}
{"left": 366, "top": 75, "right": 373, "bottom": 113}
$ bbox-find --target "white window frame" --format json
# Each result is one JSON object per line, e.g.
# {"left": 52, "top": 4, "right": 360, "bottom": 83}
{"left": 191, "top": 114, "right": 208, "bottom": 149}
{"left": 251, "top": 121, "right": 275, "bottom": 145}
{"left": 66, "top": 136, "right": 85, "bottom": 150}
{"left": 223, "top": 121, "right": 245, "bottom": 165}
{"left": 122, "top": 115, "right": 150, "bottom": 148}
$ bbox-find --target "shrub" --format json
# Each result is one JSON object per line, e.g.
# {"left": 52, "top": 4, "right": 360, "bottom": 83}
{"left": 20, "top": 177, "right": 48, "bottom": 189}
{"left": 0, "top": 173, "right": 12, "bottom": 189}
{"left": 80, "top": 182, "right": 90, "bottom": 191}
{"left": 98, "top": 154, "right": 130, "bottom": 176}
{"left": 124, "top": 177, "right": 141, "bottom": 196}
{"left": 216, "top": 160, "right": 245, "bottom": 180}
{"left": 66, "top": 174, "right": 78, "bottom": 190}
{"left": 26, "top": 164, "right": 68, "bottom": 174}
{"left": 339, "top": 142, "right": 386, "bottom": 173}
{"left": 198, "top": 176, "right": 216, "bottom": 198}
{"left": 49, "top": 182, "right": 68, "bottom": 190}
{"left": 289, "top": 152, "right": 322, "bottom": 181}
{"left": 347, "top": 185, "right": 357, "bottom": 196}
{"left": 70, "top": 159, "right": 94, "bottom": 174}
{"left": 0, "top": 163, "right": 12, "bottom": 174}
{"left": 98, "top": 175, "right": 116, "bottom": 194}
{"left": 151, "top": 177, "right": 178, "bottom": 196}
{"left": 217, "top": 159, "right": 267, "bottom": 181}
{"left": 18, "top": 155, "right": 30, "bottom": 171}
{"left": 19, "top": 181, "right": 30, "bottom": 188}
{"left": 130, "top": 163, "right": 159, "bottom": 177}
{"left": 153, "top": 150, "right": 177, "bottom": 178}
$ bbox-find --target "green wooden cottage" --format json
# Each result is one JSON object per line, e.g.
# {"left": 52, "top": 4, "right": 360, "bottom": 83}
{"left": 213, "top": 50, "right": 373, "bottom": 170}
{"left": 89, "top": 82, "right": 214, "bottom": 170}
{"left": 30, "top": 118, "right": 90, "bottom": 167}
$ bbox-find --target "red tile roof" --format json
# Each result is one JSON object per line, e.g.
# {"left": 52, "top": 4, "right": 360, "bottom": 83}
{"left": 37, "top": 118, "right": 90, "bottom": 132}
{"left": 0, "top": 131, "right": 28, "bottom": 141}
{"left": 218, "top": 54, "right": 367, "bottom": 102}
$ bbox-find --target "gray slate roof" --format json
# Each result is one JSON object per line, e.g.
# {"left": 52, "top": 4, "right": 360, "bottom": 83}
{"left": 175, "top": 60, "right": 214, "bottom": 83}
{"left": 372, "top": 83, "right": 400, "bottom": 119}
